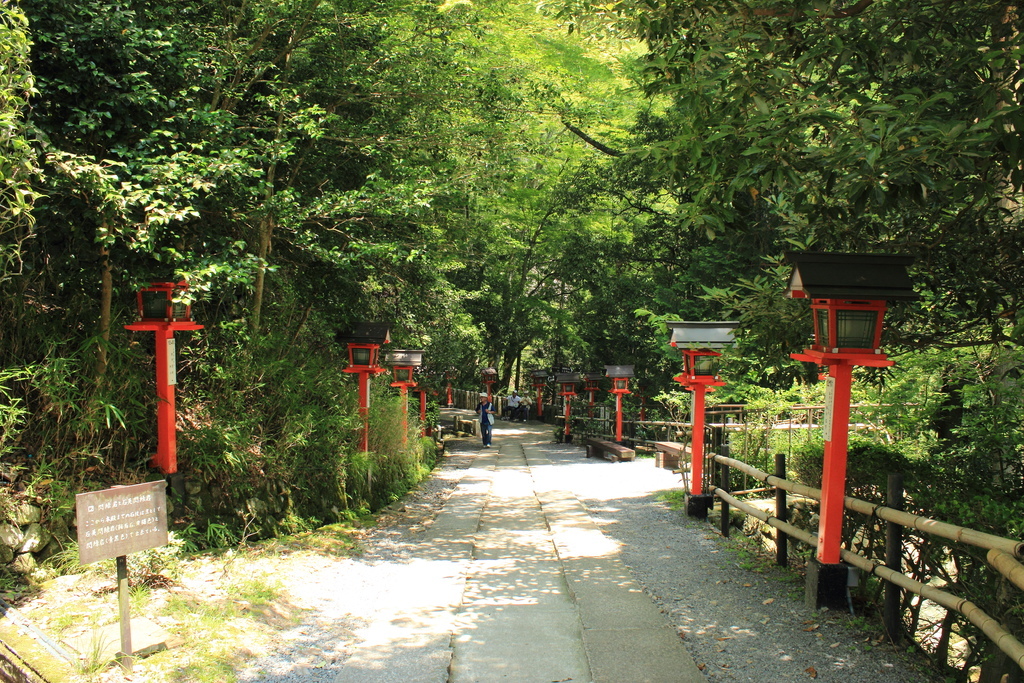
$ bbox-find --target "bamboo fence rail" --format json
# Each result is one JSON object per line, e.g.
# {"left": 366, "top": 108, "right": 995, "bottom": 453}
{"left": 710, "top": 453, "right": 1024, "bottom": 672}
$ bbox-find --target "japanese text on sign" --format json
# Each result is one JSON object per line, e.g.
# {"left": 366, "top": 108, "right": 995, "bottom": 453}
{"left": 76, "top": 481, "right": 169, "bottom": 565}
{"left": 822, "top": 376, "right": 836, "bottom": 441}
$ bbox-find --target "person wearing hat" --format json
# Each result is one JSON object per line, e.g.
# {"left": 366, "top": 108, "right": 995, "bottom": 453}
{"left": 504, "top": 389, "right": 522, "bottom": 420}
{"left": 476, "top": 392, "right": 496, "bottom": 447}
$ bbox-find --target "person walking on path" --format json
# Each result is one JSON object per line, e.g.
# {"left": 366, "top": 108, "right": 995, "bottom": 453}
{"left": 476, "top": 392, "right": 496, "bottom": 447}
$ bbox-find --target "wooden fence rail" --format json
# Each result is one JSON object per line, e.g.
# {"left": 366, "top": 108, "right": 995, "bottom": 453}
{"left": 710, "top": 452, "right": 1024, "bottom": 673}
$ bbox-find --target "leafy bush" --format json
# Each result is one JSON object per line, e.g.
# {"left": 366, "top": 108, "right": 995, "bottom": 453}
{"left": 790, "top": 434, "right": 914, "bottom": 499}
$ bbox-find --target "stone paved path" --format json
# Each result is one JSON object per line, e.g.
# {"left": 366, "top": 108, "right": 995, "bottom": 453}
{"left": 333, "top": 413, "right": 703, "bottom": 683}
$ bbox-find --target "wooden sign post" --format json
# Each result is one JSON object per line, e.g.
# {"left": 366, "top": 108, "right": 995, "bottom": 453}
{"left": 76, "top": 481, "right": 169, "bottom": 671}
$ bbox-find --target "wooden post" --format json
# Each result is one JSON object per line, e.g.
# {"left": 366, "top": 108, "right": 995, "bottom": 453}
{"left": 116, "top": 555, "right": 133, "bottom": 672}
{"left": 884, "top": 472, "right": 905, "bottom": 643}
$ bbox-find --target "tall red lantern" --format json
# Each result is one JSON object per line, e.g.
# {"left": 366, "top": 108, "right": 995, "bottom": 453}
{"left": 481, "top": 367, "right": 498, "bottom": 401}
{"left": 124, "top": 281, "right": 203, "bottom": 475}
{"left": 338, "top": 323, "right": 391, "bottom": 452}
{"left": 604, "top": 365, "right": 634, "bottom": 443}
{"left": 386, "top": 349, "right": 424, "bottom": 444}
{"left": 530, "top": 369, "right": 548, "bottom": 420}
{"left": 555, "top": 372, "right": 580, "bottom": 442}
{"left": 582, "top": 371, "right": 603, "bottom": 418}
{"left": 445, "top": 367, "right": 455, "bottom": 408}
{"left": 786, "top": 252, "right": 917, "bottom": 609}
{"left": 667, "top": 320, "right": 738, "bottom": 515}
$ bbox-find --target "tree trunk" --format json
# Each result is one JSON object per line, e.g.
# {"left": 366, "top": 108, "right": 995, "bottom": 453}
{"left": 250, "top": 154, "right": 279, "bottom": 334}
{"left": 934, "top": 608, "right": 957, "bottom": 671}
{"left": 979, "top": 577, "right": 1024, "bottom": 683}
{"left": 249, "top": 215, "right": 273, "bottom": 333}
{"left": 95, "top": 240, "right": 113, "bottom": 378}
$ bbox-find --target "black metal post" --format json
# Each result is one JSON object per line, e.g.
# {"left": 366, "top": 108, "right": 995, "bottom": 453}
{"left": 884, "top": 472, "right": 904, "bottom": 643}
{"left": 775, "top": 453, "right": 788, "bottom": 567}
{"left": 708, "top": 426, "right": 722, "bottom": 494}
{"left": 719, "top": 447, "right": 731, "bottom": 538}
{"left": 116, "top": 554, "right": 133, "bottom": 671}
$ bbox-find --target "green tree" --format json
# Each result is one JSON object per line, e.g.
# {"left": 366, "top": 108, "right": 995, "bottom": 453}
{"left": 0, "top": 0, "right": 36, "bottom": 279}
{"left": 551, "top": 0, "right": 1024, "bottom": 351}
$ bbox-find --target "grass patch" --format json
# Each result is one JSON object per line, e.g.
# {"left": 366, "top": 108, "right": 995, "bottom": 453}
{"left": 656, "top": 489, "right": 687, "bottom": 511}
{"left": 251, "top": 520, "right": 364, "bottom": 557}
{"left": 169, "top": 657, "right": 239, "bottom": 683}
{"left": 7, "top": 518, "right": 372, "bottom": 681}
{"left": 225, "top": 575, "right": 282, "bottom": 607}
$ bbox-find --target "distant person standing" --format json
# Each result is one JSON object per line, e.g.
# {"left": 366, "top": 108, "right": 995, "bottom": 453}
{"left": 476, "top": 392, "right": 496, "bottom": 447}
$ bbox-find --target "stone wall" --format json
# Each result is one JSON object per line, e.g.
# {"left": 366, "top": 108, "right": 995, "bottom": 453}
{"left": 0, "top": 501, "right": 70, "bottom": 576}
{"left": 1, "top": 473, "right": 301, "bottom": 578}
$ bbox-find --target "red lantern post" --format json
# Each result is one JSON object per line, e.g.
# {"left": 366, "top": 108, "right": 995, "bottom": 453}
{"left": 555, "top": 372, "right": 580, "bottom": 442}
{"left": 786, "top": 252, "right": 917, "bottom": 609}
{"left": 338, "top": 323, "right": 391, "bottom": 452}
{"left": 481, "top": 367, "right": 497, "bottom": 402}
{"left": 124, "top": 281, "right": 203, "bottom": 475}
{"left": 445, "top": 368, "right": 455, "bottom": 408}
{"left": 387, "top": 350, "right": 424, "bottom": 445}
{"left": 668, "top": 320, "right": 738, "bottom": 518}
{"left": 418, "top": 388, "right": 430, "bottom": 436}
{"left": 531, "top": 369, "right": 548, "bottom": 420}
{"left": 583, "top": 371, "right": 602, "bottom": 418}
{"left": 604, "top": 365, "right": 634, "bottom": 443}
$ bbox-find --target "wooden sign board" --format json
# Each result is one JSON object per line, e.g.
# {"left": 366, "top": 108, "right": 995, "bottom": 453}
{"left": 76, "top": 481, "right": 169, "bottom": 565}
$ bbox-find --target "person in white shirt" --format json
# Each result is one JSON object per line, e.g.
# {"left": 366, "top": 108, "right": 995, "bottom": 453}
{"left": 505, "top": 390, "right": 522, "bottom": 420}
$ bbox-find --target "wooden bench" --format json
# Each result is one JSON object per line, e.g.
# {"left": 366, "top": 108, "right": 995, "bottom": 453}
{"left": 653, "top": 441, "right": 691, "bottom": 489}
{"left": 584, "top": 437, "right": 635, "bottom": 462}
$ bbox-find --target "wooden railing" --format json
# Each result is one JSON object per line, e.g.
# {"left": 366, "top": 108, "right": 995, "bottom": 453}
{"left": 710, "top": 449, "right": 1024, "bottom": 673}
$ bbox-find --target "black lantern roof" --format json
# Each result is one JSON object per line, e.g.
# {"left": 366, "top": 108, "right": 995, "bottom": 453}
{"left": 555, "top": 372, "right": 581, "bottom": 384}
{"left": 530, "top": 368, "right": 549, "bottom": 379}
{"left": 583, "top": 371, "right": 604, "bottom": 382}
{"left": 604, "top": 365, "right": 635, "bottom": 378}
{"left": 385, "top": 349, "right": 424, "bottom": 367}
{"left": 481, "top": 366, "right": 498, "bottom": 377}
{"left": 667, "top": 320, "right": 739, "bottom": 349}
{"left": 785, "top": 252, "right": 918, "bottom": 301}
{"left": 336, "top": 322, "right": 391, "bottom": 346}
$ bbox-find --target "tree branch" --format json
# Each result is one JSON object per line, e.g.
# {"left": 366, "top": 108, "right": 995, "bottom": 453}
{"left": 752, "top": 0, "right": 875, "bottom": 20}
{"left": 563, "top": 121, "right": 622, "bottom": 157}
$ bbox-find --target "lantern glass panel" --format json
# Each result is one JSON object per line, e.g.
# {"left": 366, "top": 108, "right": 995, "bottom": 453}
{"left": 171, "top": 300, "right": 188, "bottom": 320}
{"left": 815, "top": 308, "right": 830, "bottom": 349}
{"left": 351, "top": 347, "right": 372, "bottom": 366}
{"left": 141, "top": 290, "right": 168, "bottom": 319}
{"left": 693, "top": 355, "right": 718, "bottom": 375}
{"left": 836, "top": 309, "right": 878, "bottom": 349}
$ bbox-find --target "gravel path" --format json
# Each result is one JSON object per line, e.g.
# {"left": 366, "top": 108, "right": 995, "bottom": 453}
{"left": 236, "top": 425, "right": 935, "bottom": 683}
{"left": 536, "top": 441, "right": 933, "bottom": 683}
